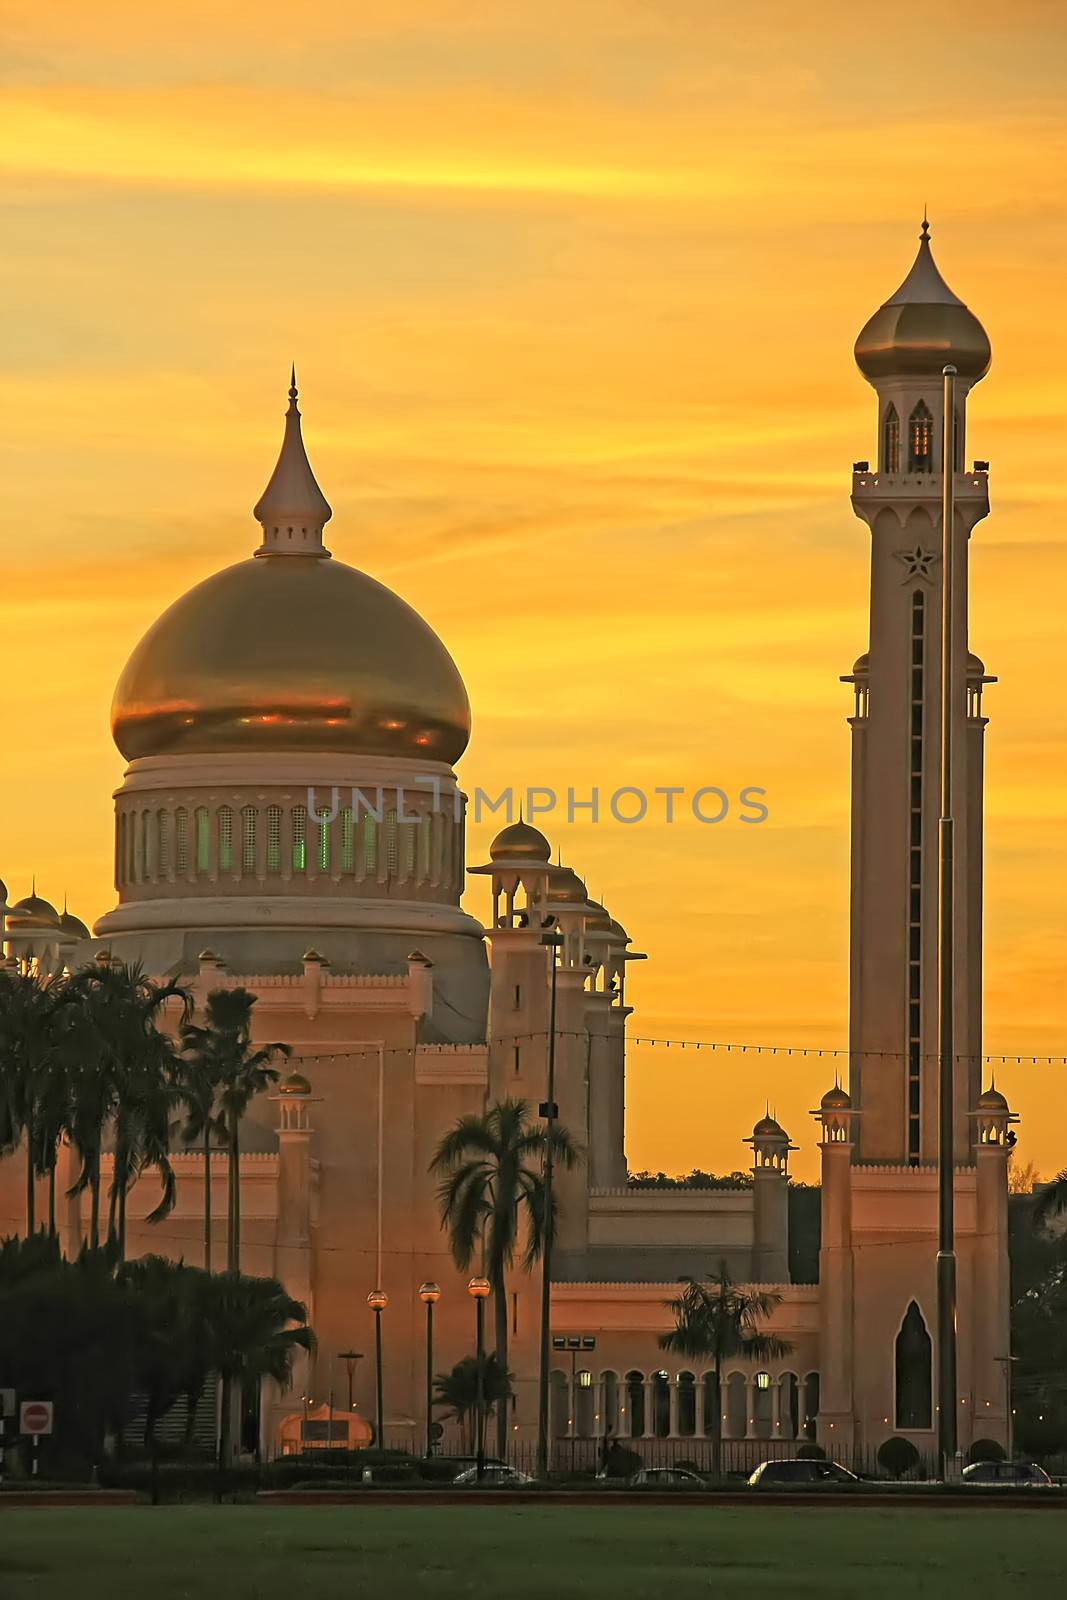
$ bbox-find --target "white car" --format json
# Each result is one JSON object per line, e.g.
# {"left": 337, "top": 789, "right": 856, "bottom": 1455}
{"left": 453, "top": 1464, "right": 533, "bottom": 1486}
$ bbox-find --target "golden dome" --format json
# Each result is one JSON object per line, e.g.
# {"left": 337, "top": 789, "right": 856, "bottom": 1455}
{"left": 977, "top": 1084, "right": 1008, "bottom": 1112}
{"left": 489, "top": 820, "right": 552, "bottom": 863}
{"left": 112, "top": 379, "right": 470, "bottom": 765}
{"left": 545, "top": 865, "right": 588, "bottom": 905}
{"left": 7, "top": 892, "right": 61, "bottom": 932}
{"left": 583, "top": 898, "right": 612, "bottom": 932}
{"left": 855, "top": 222, "right": 990, "bottom": 384}
{"left": 278, "top": 1071, "right": 312, "bottom": 1096}
{"left": 752, "top": 1114, "right": 787, "bottom": 1138}
{"left": 59, "top": 909, "right": 91, "bottom": 941}
{"left": 821, "top": 1084, "right": 852, "bottom": 1110}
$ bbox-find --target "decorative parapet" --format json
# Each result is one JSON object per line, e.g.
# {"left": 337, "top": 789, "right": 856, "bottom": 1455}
{"left": 415, "top": 1044, "right": 488, "bottom": 1085}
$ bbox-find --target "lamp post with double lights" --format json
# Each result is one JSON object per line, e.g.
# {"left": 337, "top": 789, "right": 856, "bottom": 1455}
{"left": 419, "top": 1282, "right": 441, "bottom": 1458}
{"left": 468, "top": 1275, "right": 491, "bottom": 1481}
{"left": 367, "top": 1290, "right": 387, "bottom": 1450}
{"left": 338, "top": 1349, "right": 363, "bottom": 1414}
{"left": 536, "top": 927, "right": 565, "bottom": 1481}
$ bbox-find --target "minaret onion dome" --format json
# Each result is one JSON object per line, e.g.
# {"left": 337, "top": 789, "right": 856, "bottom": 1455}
{"left": 854, "top": 220, "right": 991, "bottom": 384}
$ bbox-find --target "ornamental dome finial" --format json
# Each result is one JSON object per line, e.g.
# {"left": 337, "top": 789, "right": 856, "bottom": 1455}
{"left": 854, "top": 221, "right": 990, "bottom": 384}
{"left": 253, "top": 368, "right": 333, "bottom": 557}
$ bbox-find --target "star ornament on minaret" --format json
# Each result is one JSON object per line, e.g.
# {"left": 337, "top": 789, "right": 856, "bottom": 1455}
{"left": 894, "top": 544, "right": 940, "bottom": 583}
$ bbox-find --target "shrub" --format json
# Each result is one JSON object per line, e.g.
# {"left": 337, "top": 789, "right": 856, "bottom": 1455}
{"left": 795, "top": 1442, "right": 826, "bottom": 1460}
{"left": 877, "top": 1436, "right": 921, "bottom": 1478}
{"left": 967, "top": 1437, "right": 1006, "bottom": 1465}
{"left": 600, "top": 1442, "right": 643, "bottom": 1479}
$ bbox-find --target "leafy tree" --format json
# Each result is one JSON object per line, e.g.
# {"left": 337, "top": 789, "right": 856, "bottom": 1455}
{"left": 659, "top": 1261, "right": 791, "bottom": 1479}
{"left": 877, "top": 1435, "right": 920, "bottom": 1478}
{"left": 1032, "top": 1170, "right": 1067, "bottom": 1228}
{"left": 431, "top": 1098, "right": 580, "bottom": 1459}
{"left": 628, "top": 1169, "right": 753, "bottom": 1189}
{"left": 432, "top": 1355, "right": 513, "bottom": 1456}
{"left": 180, "top": 989, "right": 288, "bottom": 1271}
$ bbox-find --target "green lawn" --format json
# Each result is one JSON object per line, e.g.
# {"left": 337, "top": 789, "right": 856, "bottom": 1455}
{"left": 0, "top": 1504, "right": 1062, "bottom": 1598}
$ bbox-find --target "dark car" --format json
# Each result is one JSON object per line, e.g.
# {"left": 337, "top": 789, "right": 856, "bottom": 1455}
{"left": 748, "top": 1458, "right": 858, "bottom": 1488}
{"left": 961, "top": 1460, "right": 1052, "bottom": 1487}
{"left": 629, "top": 1467, "right": 706, "bottom": 1487}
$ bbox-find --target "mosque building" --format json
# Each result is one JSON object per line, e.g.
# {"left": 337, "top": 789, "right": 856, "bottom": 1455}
{"left": 0, "top": 226, "right": 1014, "bottom": 1463}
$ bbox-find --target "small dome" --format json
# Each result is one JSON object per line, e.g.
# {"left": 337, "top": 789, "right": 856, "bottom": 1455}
{"left": 58, "top": 910, "right": 91, "bottom": 941}
{"left": 489, "top": 820, "right": 552, "bottom": 863}
{"left": 855, "top": 223, "right": 990, "bottom": 384}
{"left": 583, "top": 898, "right": 612, "bottom": 932}
{"left": 852, "top": 652, "right": 870, "bottom": 676}
{"left": 279, "top": 1071, "right": 312, "bottom": 1096}
{"left": 545, "top": 865, "right": 588, "bottom": 905}
{"left": 7, "top": 893, "right": 62, "bottom": 932}
{"left": 608, "top": 917, "right": 629, "bottom": 943}
{"left": 967, "top": 652, "right": 986, "bottom": 678}
{"left": 0, "top": 878, "right": 8, "bottom": 905}
{"left": 821, "top": 1084, "right": 852, "bottom": 1110}
{"left": 977, "top": 1085, "right": 1008, "bottom": 1112}
{"left": 753, "top": 1114, "right": 786, "bottom": 1138}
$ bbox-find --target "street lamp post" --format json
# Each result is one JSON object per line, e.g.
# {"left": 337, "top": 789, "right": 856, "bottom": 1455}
{"left": 468, "top": 1276, "right": 491, "bottom": 1481}
{"left": 419, "top": 1282, "right": 441, "bottom": 1458}
{"left": 338, "top": 1350, "right": 363, "bottom": 1414}
{"left": 536, "top": 928, "right": 564, "bottom": 1481}
{"left": 367, "top": 1290, "right": 388, "bottom": 1450}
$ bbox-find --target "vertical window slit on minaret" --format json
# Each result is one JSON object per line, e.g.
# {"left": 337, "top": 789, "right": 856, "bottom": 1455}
{"left": 908, "top": 402, "right": 932, "bottom": 472}
{"left": 266, "top": 806, "right": 282, "bottom": 872}
{"left": 291, "top": 805, "right": 307, "bottom": 873}
{"left": 907, "top": 589, "right": 925, "bottom": 1163}
{"left": 175, "top": 808, "right": 188, "bottom": 876}
{"left": 883, "top": 405, "right": 900, "bottom": 473}
{"left": 340, "top": 806, "right": 354, "bottom": 872}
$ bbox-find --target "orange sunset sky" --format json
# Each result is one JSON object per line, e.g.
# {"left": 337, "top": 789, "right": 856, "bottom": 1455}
{"left": 2, "top": 2, "right": 1066, "bottom": 1181}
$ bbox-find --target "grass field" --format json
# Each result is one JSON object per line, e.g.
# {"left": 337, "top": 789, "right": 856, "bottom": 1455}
{"left": 0, "top": 1504, "right": 1063, "bottom": 1598}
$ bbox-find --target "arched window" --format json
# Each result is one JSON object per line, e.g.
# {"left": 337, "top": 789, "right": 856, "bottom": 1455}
{"left": 291, "top": 806, "right": 307, "bottom": 873}
{"left": 141, "top": 810, "right": 153, "bottom": 879}
{"left": 779, "top": 1372, "right": 799, "bottom": 1441}
{"left": 802, "top": 1371, "right": 820, "bottom": 1440}
{"left": 883, "top": 404, "right": 900, "bottom": 473}
{"left": 384, "top": 807, "right": 399, "bottom": 874}
{"left": 363, "top": 814, "right": 378, "bottom": 876}
{"left": 242, "top": 806, "right": 257, "bottom": 873}
{"left": 195, "top": 807, "right": 210, "bottom": 873}
{"left": 155, "top": 810, "right": 169, "bottom": 876}
{"left": 624, "top": 1371, "right": 645, "bottom": 1438}
{"left": 266, "top": 806, "right": 282, "bottom": 872}
{"left": 340, "top": 807, "right": 354, "bottom": 872}
{"left": 115, "top": 813, "right": 125, "bottom": 887}
{"left": 175, "top": 807, "right": 189, "bottom": 876}
{"left": 601, "top": 1370, "right": 619, "bottom": 1438}
{"left": 218, "top": 807, "right": 234, "bottom": 872}
{"left": 908, "top": 401, "right": 933, "bottom": 472}
{"left": 317, "top": 805, "right": 331, "bottom": 873}
{"left": 895, "top": 1302, "right": 932, "bottom": 1429}
{"left": 575, "top": 1370, "right": 595, "bottom": 1438}
{"left": 550, "top": 1370, "right": 569, "bottom": 1439}
{"left": 702, "top": 1372, "right": 719, "bottom": 1437}
{"left": 651, "top": 1370, "right": 671, "bottom": 1438}
{"left": 677, "top": 1372, "right": 696, "bottom": 1437}
{"left": 418, "top": 807, "right": 432, "bottom": 882}
{"left": 725, "top": 1372, "right": 747, "bottom": 1439}
{"left": 402, "top": 820, "right": 417, "bottom": 880}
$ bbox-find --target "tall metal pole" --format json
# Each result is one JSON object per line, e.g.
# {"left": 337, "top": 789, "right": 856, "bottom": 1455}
{"left": 372, "top": 1306, "right": 385, "bottom": 1449}
{"left": 536, "top": 932, "right": 561, "bottom": 1480}
{"left": 936, "top": 364, "right": 959, "bottom": 1475}
{"left": 425, "top": 1298, "right": 434, "bottom": 1458}
{"left": 475, "top": 1294, "right": 486, "bottom": 1482}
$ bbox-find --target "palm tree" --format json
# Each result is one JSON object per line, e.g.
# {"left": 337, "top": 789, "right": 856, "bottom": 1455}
{"left": 659, "top": 1261, "right": 792, "bottom": 1479}
{"left": 177, "top": 1028, "right": 228, "bottom": 1271}
{"left": 201, "top": 1270, "right": 314, "bottom": 1472}
{"left": 0, "top": 966, "right": 75, "bottom": 1236}
{"left": 431, "top": 1097, "right": 580, "bottom": 1459}
{"left": 1032, "top": 1171, "right": 1067, "bottom": 1230}
{"left": 66, "top": 961, "right": 189, "bottom": 1258}
{"left": 180, "top": 988, "right": 289, "bottom": 1273}
{"left": 433, "top": 1354, "right": 514, "bottom": 1455}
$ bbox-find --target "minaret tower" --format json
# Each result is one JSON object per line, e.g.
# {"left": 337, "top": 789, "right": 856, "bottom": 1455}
{"left": 847, "top": 222, "right": 994, "bottom": 1165}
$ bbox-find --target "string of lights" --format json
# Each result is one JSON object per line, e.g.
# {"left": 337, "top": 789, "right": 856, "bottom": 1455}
{"left": 254, "top": 1031, "right": 1067, "bottom": 1067}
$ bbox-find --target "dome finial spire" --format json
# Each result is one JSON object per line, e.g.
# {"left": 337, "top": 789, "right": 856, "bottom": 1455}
{"left": 921, "top": 205, "right": 929, "bottom": 240}
{"left": 253, "top": 369, "right": 333, "bottom": 559}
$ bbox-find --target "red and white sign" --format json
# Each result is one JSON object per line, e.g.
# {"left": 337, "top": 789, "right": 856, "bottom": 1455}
{"left": 19, "top": 1401, "right": 53, "bottom": 1436}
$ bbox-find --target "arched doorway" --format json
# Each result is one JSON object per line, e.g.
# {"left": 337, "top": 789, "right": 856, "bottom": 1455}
{"left": 895, "top": 1302, "right": 932, "bottom": 1430}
